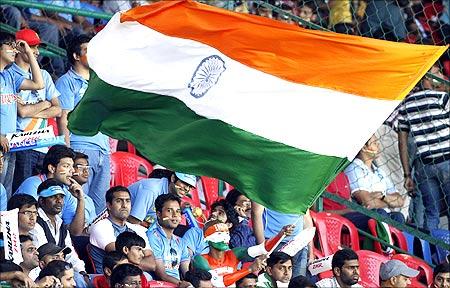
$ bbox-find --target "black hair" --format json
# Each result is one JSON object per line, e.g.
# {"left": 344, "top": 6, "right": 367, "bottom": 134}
{"left": 225, "top": 189, "right": 243, "bottom": 206}
{"left": 288, "top": 275, "right": 317, "bottom": 288}
{"left": 184, "top": 269, "right": 212, "bottom": 288}
{"left": 74, "top": 152, "right": 88, "bottom": 161}
{"left": 67, "top": 34, "right": 91, "bottom": 65}
{"left": 0, "top": 260, "right": 23, "bottom": 273}
{"left": 116, "top": 231, "right": 146, "bottom": 252}
{"left": 7, "top": 194, "right": 37, "bottom": 211}
{"left": 236, "top": 273, "right": 257, "bottom": 287}
{"left": 106, "top": 186, "right": 130, "bottom": 204}
{"left": 154, "top": 193, "right": 181, "bottom": 213}
{"left": 434, "top": 262, "right": 450, "bottom": 279}
{"left": 211, "top": 199, "right": 240, "bottom": 228}
{"left": 37, "top": 178, "right": 64, "bottom": 194}
{"left": 0, "top": 32, "right": 15, "bottom": 45}
{"left": 38, "top": 260, "right": 72, "bottom": 279}
{"left": 332, "top": 248, "right": 358, "bottom": 270}
{"left": 102, "top": 251, "right": 127, "bottom": 273}
{"left": 110, "top": 263, "right": 143, "bottom": 288}
{"left": 267, "top": 251, "right": 292, "bottom": 268}
{"left": 42, "top": 145, "right": 75, "bottom": 175}
{"left": 19, "top": 235, "right": 33, "bottom": 244}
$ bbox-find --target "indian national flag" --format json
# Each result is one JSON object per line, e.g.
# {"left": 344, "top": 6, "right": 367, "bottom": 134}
{"left": 68, "top": 0, "right": 447, "bottom": 214}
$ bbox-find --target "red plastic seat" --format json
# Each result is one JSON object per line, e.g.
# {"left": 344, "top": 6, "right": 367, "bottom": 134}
{"left": 367, "top": 219, "right": 408, "bottom": 255}
{"left": 110, "top": 152, "right": 153, "bottom": 187}
{"left": 311, "top": 212, "right": 360, "bottom": 256}
{"left": 356, "top": 250, "right": 389, "bottom": 288}
{"left": 391, "top": 254, "right": 433, "bottom": 286}
{"left": 200, "top": 176, "right": 219, "bottom": 209}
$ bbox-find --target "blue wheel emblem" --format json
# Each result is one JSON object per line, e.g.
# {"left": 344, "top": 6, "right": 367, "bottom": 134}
{"left": 188, "top": 55, "right": 226, "bottom": 98}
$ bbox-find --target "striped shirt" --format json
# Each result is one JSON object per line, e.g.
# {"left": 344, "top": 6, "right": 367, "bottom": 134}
{"left": 397, "top": 90, "right": 449, "bottom": 163}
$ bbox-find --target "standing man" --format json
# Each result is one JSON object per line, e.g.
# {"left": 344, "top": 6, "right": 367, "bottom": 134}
{"left": 56, "top": 34, "right": 110, "bottom": 214}
{"left": 10, "top": 28, "right": 62, "bottom": 192}
{"left": 1, "top": 31, "right": 44, "bottom": 197}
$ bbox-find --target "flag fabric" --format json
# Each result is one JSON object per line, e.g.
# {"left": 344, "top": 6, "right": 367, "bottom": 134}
{"left": 68, "top": 0, "right": 447, "bottom": 214}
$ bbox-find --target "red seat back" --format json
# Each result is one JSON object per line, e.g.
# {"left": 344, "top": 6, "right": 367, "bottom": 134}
{"left": 200, "top": 176, "right": 219, "bottom": 209}
{"left": 312, "top": 212, "right": 360, "bottom": 256}
{"left": 110, "top": 152, "right": 153, "bottom": 187}
{"left": 368, "top": 219, "right": 408, "bottom": 255}
{"left": 356, "top": 250, "right": 389, "bottom": 288}
{"left": 323, "top": 172, "right": 350, "bottom": 211}
{"left": 391, "top": 254, "right": 433, "bottom": 286}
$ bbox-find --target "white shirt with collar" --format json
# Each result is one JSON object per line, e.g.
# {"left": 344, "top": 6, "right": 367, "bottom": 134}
{"left": 29, "top": 208, "right": 86, "bottom": 273}
{"left": 316, "top": 277, "right": 363, "bottom": 288}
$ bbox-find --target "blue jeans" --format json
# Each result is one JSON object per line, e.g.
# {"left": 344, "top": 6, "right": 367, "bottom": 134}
{"left": 0, "top": 152, "right": 16, "bottom": 199}
{"left": 12, "top": 149, "right": 45, "bottom": 193}
{"left": 414, "top": 160, "right": 450, "bottom": 230}
{"left": 74, "top": 149, "right": 110, "bottom": 214}
{"left": 375, "top": 209, "right": 405, "bottom": 224}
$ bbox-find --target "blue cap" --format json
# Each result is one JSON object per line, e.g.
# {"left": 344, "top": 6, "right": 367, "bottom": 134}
{"left": 38, "top": 186, "right": 65, "bottom": 198}
{"left": 175, "top": 172, "right": 197, "bottom": 187}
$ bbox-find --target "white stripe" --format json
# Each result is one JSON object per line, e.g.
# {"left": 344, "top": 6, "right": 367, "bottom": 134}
{"left": 88, "top": 14, "right": 401, "bottom": 159}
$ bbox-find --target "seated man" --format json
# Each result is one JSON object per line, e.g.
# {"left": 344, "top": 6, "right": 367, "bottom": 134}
{"left": 93, "top": 251, "right": 129, "bottom": 288}
{"left": 18, "top": 235, "right": 39, "bottom": 278}
{"left": 89, "top": 186, "right": 155, "bottom": 274}
{"left": 184, "top": 269, "right": 213, "bottom": 288}
{"left": 288, "top": 276, "right": 317, "bottom": 288}
{"left": 257, "top": 252, "right": 293, "bottom": 288}
{"left": 7, "top": 194, "right": 37, "bottom": 235}
{"left": 431, "top": 263, "right": 450, "bottom": 288}
{"left": 38, "top": 260, "right": 76, "bottom": 288}
{"left": 31, "top": 243, "right": 72, "bottom": 280}
{"left": 316, "top": 248, "right": 362, "bottom": 288}
{"left": 0, "top": 260, "right": 36, "bottom": 287}
{"left": 236, "top": 273, "right": 257, "bottom": 288}
{"left": 192, "top": 220, "right": 292, "bottom": 287}
{"left": 72, "top": 152, "right": 96, "bottom": 227}
{"left": 379, "top": 260, "right": 419, "bottom": 288}
{"left": 110, "top": 263, "right": 144, "bottom": 288}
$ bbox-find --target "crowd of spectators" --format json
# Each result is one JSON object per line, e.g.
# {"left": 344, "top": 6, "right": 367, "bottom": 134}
{"left": 0, "top": 0, "right": 449, "bottom": 287}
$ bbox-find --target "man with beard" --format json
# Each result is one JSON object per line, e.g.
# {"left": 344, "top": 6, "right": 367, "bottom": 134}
{"left": 257, "top": 252, "right": 293, "bottom": 288}
{"left": 15, "top": 144, "right": 85, "bottom": 236}
{"left": 89, "top": 186, "right": 155, "bottom": 274}
{"left": 316, "top": 248, "right": 362, "bottom": 288}
{"left": 7, "top": 194, "right": 37, "bottom": 235}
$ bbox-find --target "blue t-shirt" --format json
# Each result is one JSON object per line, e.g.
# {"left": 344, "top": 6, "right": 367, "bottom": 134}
{"left": 56, "top": 68, "right": 109, "bottom": 154}
{"left": 27, "top": 0, "right": 80, "bottom": 21}
{"left": 182, "top": 226, "right": 209, "bottom": 256}
{"left": 147, "top": 223, "right": 189, "bottom": 280}
{"left": 1, "top": 69, "right": 24, "bottom": 134}
{"left": 15, "top": 174, "right": 79, "bottom": 224}
{"left": 128, "top": 178, "right": 168, "bottom": 224}
{"left": 0, "top": 184, "right": 7, "bottom": 211}
{"left": 8, "top": 64, "right": 60, "bottom": 132}
{"left": 263, "top": 208, "right": 303, "bottom": 242}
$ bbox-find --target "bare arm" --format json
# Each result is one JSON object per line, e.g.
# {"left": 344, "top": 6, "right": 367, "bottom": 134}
{"left": 304, "top": 209, "right": 315, "bottom": 261}
{"left": 17, "top": 41, "right": 44, "bottom": 91}
{"left": 105, "top": 242, "right": 115, "bottom": 252}
{"left": 398, "top": 130, "right": 414, "bottom": 192}
{"left": 251, "top": 201, "right": 265, "bottom": 244}
{"left": 353, "top": 190, "right": 387, "bottom": 209}
{"left": 153, "top": 258, "right": 185, "bottom": 285}
{"left": 384, "top": 192, "right": 405, "bottom": 208}
{"left": 17, "top": 100, "right": 51, "bottom": 118}
{"left": 67, "top": 178, "right": 85, "bottom": 236}
{"left": 139, "top": 250, "right": 156, "bottom": 272}
{"left": 34, "top": 97, "right": 62, "bottom": 118}
{"left": 58, "top": 110, "right": 71, "bottom": 146}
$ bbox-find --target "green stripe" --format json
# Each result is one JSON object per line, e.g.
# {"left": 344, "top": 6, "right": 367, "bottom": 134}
{"left": 68, "top": 71, "right": 349, "bottom": 214}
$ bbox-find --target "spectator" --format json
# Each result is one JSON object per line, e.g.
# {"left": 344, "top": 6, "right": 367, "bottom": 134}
{"left": 18, "top": 235, "right": 39, "bottom": 277}
{"left": 72, "top": 152, "right": 96, "bottom": 227}
{"left": 93, "top": 251, "right": 129, "bottom": 288}
{"left": 0, "top": 260, "right": 50, "bottom": 288}
{"left": 236, "top": 273, "right": 257, "bottom": 288}
{"left": 432, "top": 263, "right": 450, "bottom": 288}
{"left": 127, "top": 171, "right": 196, "bottom": 226}
{"left": 379, "top": 259, "right": 419, "bottom": 288}
{"left": 6, "top": 194, "right": 37, "bottom": 235}
{"left": 57, "top": 34, "right": 111, "bottom": 214}
{"left": 225, "top": 190, "right": 255, "bottom": 248}
{"left": 225, "top": 188, "right": 252, "bottom": 220}
{"left": 288, "top": 275, "right": 317, "bottom": 288}
{"left": 257, "top": 252, "right": 293, "bottom": 288}
{"left": 33, "top": 243, "right": 72, "bottom": 279}
{"left": 110, "top": 263, "right": 144, "bottom": 288}
{"left": 1, "top": 31, "right": 44, "bottom": 198}
{"left": 328, "top": 0, "right": 352, "bottom": 28}
{"left": 89, "top": 186, "right": 154, "bottom": 274}
{"left": 10, "top": 28, "right": 62, "bottom": 192}
{"left": 29, "top": 179, "right": 87, "bottom": 282}
{"left": 147, "top": 193, "right": 191, "bottom": 287}
{"left": 316, "top": 248, "right": 362, "bottom": 288}
{"left": 398, "top": 65, "right": 449, "bottom": 230}
{"left": 115, "top": 231, "right": 147, "bottom": 268}
{"left": 15, "top": 145, "right": 85, "bottom": 236}
{"left": 345, "top": 135, "right": 406, "bottom": 223}
{"left": 297, "top": 1, "right": 316, "bottom": 27}
{"left": 38, "top": 260, "right": 76, "bottom": 288}
{"left": 185, "top": 269, "right": 214, "bottom": 288}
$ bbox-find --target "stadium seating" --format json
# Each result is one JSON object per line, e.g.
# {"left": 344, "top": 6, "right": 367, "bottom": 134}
{"left": 431, "top": 229, "right": 450, "bottom": 264}
{"left": 367, "top": 219, "right": 408, "bottom": 255}
{"left": 356, "top": 250, "right": 389, "bottom": 288}
{"left": 391, "top": 254, "right": 433, "bottom": 286}
{"left": 403, "top": 231, "right": 433, "bottom": 264}
{"left": 110, "top": 152, "right": 153, "bottom": 187}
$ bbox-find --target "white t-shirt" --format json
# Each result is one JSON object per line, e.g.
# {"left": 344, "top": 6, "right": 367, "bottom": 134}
{"left": 316, "top": 277, "right": 363, "bottom": 288}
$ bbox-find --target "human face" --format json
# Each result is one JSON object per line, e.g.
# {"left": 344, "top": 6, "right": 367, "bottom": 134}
{"left": 198, "top": 279, "right": 214, "bottom": 288}
{"left": 0, "top": 41, "right": 17, "bottom": 65}
{"left": 158, "top": 200, "right": 182, "bottom": 229}
{"left": 107, "top": 191, "right": 131, "bottom": 222}
{"left": 210, "top": 205, "right": 228, "bottom": 224}
{"left": 21, "top": 240, "right": 39, "bottom": 270}
{"left": 170, "top": 177, "right": 194, "bottom": 198}
{"left": 237, "top": 278, "right": 257, "bottom": 288}
{"left": 18, "top": 204, "right": 37, "bottom": 234}
{"left": 40, "top": 194, "right": 65, "bottom": 215}
{"left": 124, "top": 245, "right": 145, "bottom": 266}
{"left": 60, "top": 268, "right": 76, "bottom": 288}
{"left": 51, "top": 157, "right": 75, "bottom": 186}
{"left": 335, "top": 259, "right": 359, "bottom": 286}
{"left": 268, "top": 260, "right": 293, "bottom": 283}
{"left": 235, "top": 195, "right": 251, "bottom": 218}
{"left": 40, "top": 252, "right": 65, "bottom": 268}
{"left": 73, "top": 158, "right": 89, "bottom": 185}
{"left": 118, "top": 275, "right": 142, "bottom": 288}
{"left": 298, "top": 6, "right": 313, "bottom": 22}
{"left": 391, "top": 275, "right": 411, "bottom": 288}
{"left": 434, "top": 272, "right": 450, "bottom": 288}
{"left": 363, "top": 135, "right": 379, "bottom": 159}
{"left": 79, "top": 43, "right": 89, "bottom": 68}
